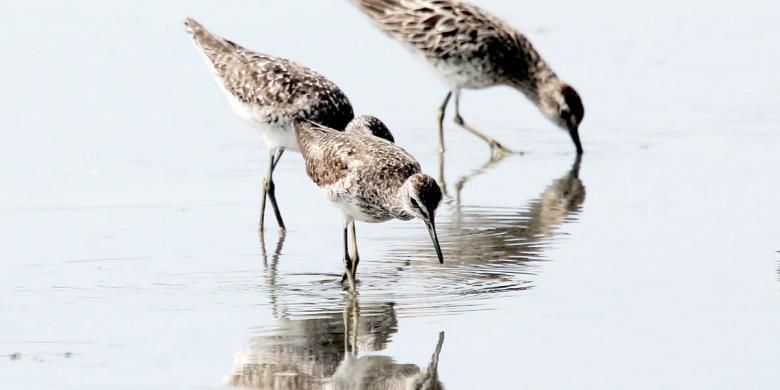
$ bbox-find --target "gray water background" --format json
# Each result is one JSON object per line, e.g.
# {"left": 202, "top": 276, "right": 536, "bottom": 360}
{"left": 1, "top": 0, "right": 780, "bottom": 389}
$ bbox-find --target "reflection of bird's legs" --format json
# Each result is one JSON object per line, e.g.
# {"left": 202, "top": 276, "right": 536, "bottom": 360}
{"left": 414, "top": 332, "right": 446, "bottom": 388}
{"left": 261, "top": 233, "right": 287, "bottom": 319}
{"left": 260, "top": 229, "right": 287, "bottom": 269}
{"left": 452, "top": 90, "right": 512, "bottom": 159}
{"left": 437, "top": 91, "right": 452, "bottom": 154}
{"left": 453, "top": 152, "right": 511, "bottom": 214}
{"left": 259, "top": 147, "right": 287, "bottom": 234}
{"left": 259, "top": 231, "right": 269, "bottom": 269}
{"left": 570, "top": 154, "right": 583, "bottom": 179}
{"left": 342, "top": 301, "right": 351, "bottom": 354}
{"left": 428, "top": 332, "right": 445, "bottom": 375}
{"left": 343, "top": 294, "right": 360, "bottom": 355}
{"left": 351, "top": 297, "right": 360, "bottom": 355}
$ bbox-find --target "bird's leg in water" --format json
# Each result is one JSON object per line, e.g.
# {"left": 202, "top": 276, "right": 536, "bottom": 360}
{"left": 341, "top": 220, "right": 356, "bottom": 289}
{"left": 260, "top": 147, "right": 286, "bottom": 233}
{"left": 349, "top": 221, "right": 360, "bottom": 280}
{"left": 452, "top": 90, "right": 512, "bottom": 159}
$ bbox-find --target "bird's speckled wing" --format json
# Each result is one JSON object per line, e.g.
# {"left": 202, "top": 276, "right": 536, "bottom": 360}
{"left": 294, "top": 120, "right": 420, "bottom": 206}
{"left": 186, "top": 18, "right": 354, "bottom": 128}
{"left": 352, "top": 0, "right": 548, "bottom": 84}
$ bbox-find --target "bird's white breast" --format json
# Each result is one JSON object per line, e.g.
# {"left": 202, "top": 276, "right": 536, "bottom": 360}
{"left": 431, "top": 58, "right": 495, "bottom": 89}
{"left": 221, "top": 86, "right": 301, "bottom": 152}
{"left": 324, "top": 180, "right": 393, "bottom": 224}
{"left": 333, "top": 199, "right": 391, "bottom": 223}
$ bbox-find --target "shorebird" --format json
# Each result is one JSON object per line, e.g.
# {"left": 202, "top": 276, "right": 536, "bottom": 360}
{"left": 184, "top": 18, "right": 391, "bottom": 232}
{"left": 293, "top": 119, "right": 444, "bottom": 285}
{"left": 352, "top": 0, "right": 585, "bottom": 157}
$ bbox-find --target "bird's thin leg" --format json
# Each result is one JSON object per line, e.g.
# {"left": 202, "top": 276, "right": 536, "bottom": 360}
{"left": 452, "top": 90, "right": 512, "bottom": 159}
{"left": 271, "top": 148, "right": 285, "bottom": 170}
{"left": 341, "top": 222, "right": 356, "bottom": 288}
{"left": 263, "top": 148, "right": 286, "bottom": 232}
{"left": 438, "top": 149, "right": 449, "bottom": 198}
{"left": 437, "top": 91, "right": 453, "bottom": 154}
{"left": 349, "top": 221, "right": 360, "bottom": 280}
{"left": 258, "top": 149, "right": 272, "bottom": 233}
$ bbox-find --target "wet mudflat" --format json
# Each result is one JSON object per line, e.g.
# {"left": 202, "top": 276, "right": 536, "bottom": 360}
{"left": 2, "top": 1, "right": 780, "bottom": 389}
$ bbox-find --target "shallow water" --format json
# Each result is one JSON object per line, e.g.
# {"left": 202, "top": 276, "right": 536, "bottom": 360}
{"left": 2, "top": 0, "right": 780, "bottom": 389}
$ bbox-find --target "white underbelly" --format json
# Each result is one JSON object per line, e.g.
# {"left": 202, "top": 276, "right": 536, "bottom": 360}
{"left": 431, "top": 58, "right": 495, "bottom": 90}
{"left": 223, "top": 91, "right": 301, "bottom": 152}
{"left": 249, "top": 120, "right": 300, "bottom": 153}
{"left": 330, "top": 198, "right": 392, "bottom": 224}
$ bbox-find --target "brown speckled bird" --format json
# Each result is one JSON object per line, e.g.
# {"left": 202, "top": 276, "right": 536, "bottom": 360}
{"left": 352, "top": 0, "right": 585, "bottom": 156}
{"left": 184, "top": 18, "right": 392, "bottom": 232}
{"left": 293, "top": 119, "right": 443, "bottom": 286}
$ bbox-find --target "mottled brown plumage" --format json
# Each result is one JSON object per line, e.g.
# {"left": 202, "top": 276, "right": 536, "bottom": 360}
{"left": 295, "top": 120, "right": 424, "bottom": 222}
{"left": 293, "top": 120, "right": 444, "bottom": 285}
{"left": 352, "top": 0, "right": 585, "bottom": 155}
{"left": 185, "top": 18, "right": 354, "bottom": 134}
{"left": 184, "top": 18, "right": 392, "bottom": 232}
{"left": 354, "top": 0, "right": 551, "bottom": 90}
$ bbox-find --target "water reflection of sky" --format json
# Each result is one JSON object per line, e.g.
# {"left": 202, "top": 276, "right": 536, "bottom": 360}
{"left": 3, "top": 1, "right": 780, "bottom": 389}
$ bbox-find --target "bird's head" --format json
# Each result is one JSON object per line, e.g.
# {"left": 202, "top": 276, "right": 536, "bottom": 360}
{"left": 539, "top": 81, "right": 585, "bottom": 154}
{"left": 344, "top": 115, "right": 395, "bottom": 143}
{"left": 401, "top": 173, "right": 443, "bottom": 264}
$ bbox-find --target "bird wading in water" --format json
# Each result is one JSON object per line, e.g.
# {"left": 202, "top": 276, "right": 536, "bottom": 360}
{"left": 352, "top": 0, "right": 585, "bottom": 157}
{"left": 293, "top": 119, "right": 444, "bottom": 286}
{"left": 184, "top": 18, "right": 391, "bottom": 233}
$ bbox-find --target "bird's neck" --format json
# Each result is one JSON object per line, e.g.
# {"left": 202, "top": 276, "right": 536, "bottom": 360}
{"left": 390, "top": 182, "right": 415, "bottom": 221}
{"left": 510, "top": 72, "right": 561, "bottom": 105}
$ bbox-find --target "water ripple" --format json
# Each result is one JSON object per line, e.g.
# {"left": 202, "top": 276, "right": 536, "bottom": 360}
{"left": 253, "top": 156, "right": 585, "bottom": 319}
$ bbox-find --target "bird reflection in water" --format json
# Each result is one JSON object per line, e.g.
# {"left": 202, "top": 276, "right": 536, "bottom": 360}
{"left": 452, "top": 155, "right": 585, "bottom": 234}
{"left": 227, "top": 235, "right": 445, "bottom": 389}
{"left": 395, "top": 154, "right": 586, "bottom": 294}
{"left": 332, "top": 299, "right": 444, "bottom": 390}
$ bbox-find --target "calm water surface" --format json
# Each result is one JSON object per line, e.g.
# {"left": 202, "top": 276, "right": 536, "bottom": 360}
{"left": 2, "top": 1, "right": 780, "bottom": 389}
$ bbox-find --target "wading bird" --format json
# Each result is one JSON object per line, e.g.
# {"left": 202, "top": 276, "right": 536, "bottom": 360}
{"left": 352, "top": 0, "right": 585, "bottom": 157}
{"left": 184, "top": 18, "right": 391, "bottom": 232}
{"left": 293, "top": 119, "right": 444, "bottom": 286}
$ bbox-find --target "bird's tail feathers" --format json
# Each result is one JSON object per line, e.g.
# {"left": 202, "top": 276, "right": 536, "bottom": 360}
{"left": 351, "top": 0, "right": 404, "bottom": 17}
{"left": 183, "top": 17, "right": 239, "bottom": 56}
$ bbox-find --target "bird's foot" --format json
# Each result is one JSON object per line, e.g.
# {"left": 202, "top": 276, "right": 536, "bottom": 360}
{"left": 340, "top": 273, "right": 359, "bottom": 290}
{"left": 489, "top": 141, "right": 513, "bottom": 160}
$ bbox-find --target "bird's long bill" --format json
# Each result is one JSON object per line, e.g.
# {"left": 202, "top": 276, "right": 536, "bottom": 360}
{"left": 425, "top": 220, "right": 444, "bottom": 264}
{"left": 569, "top": 127, "right": 584, "bottom": 155}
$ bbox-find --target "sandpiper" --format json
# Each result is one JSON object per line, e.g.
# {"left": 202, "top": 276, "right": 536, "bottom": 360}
{"left": 293, "top": 119, "right": 444, "bottom": 286}
{"left": 184, "top": 18, "right": 390, "bottom": 232}
{"left": 352, "top": 0, "right": 585, "bottom": 156}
